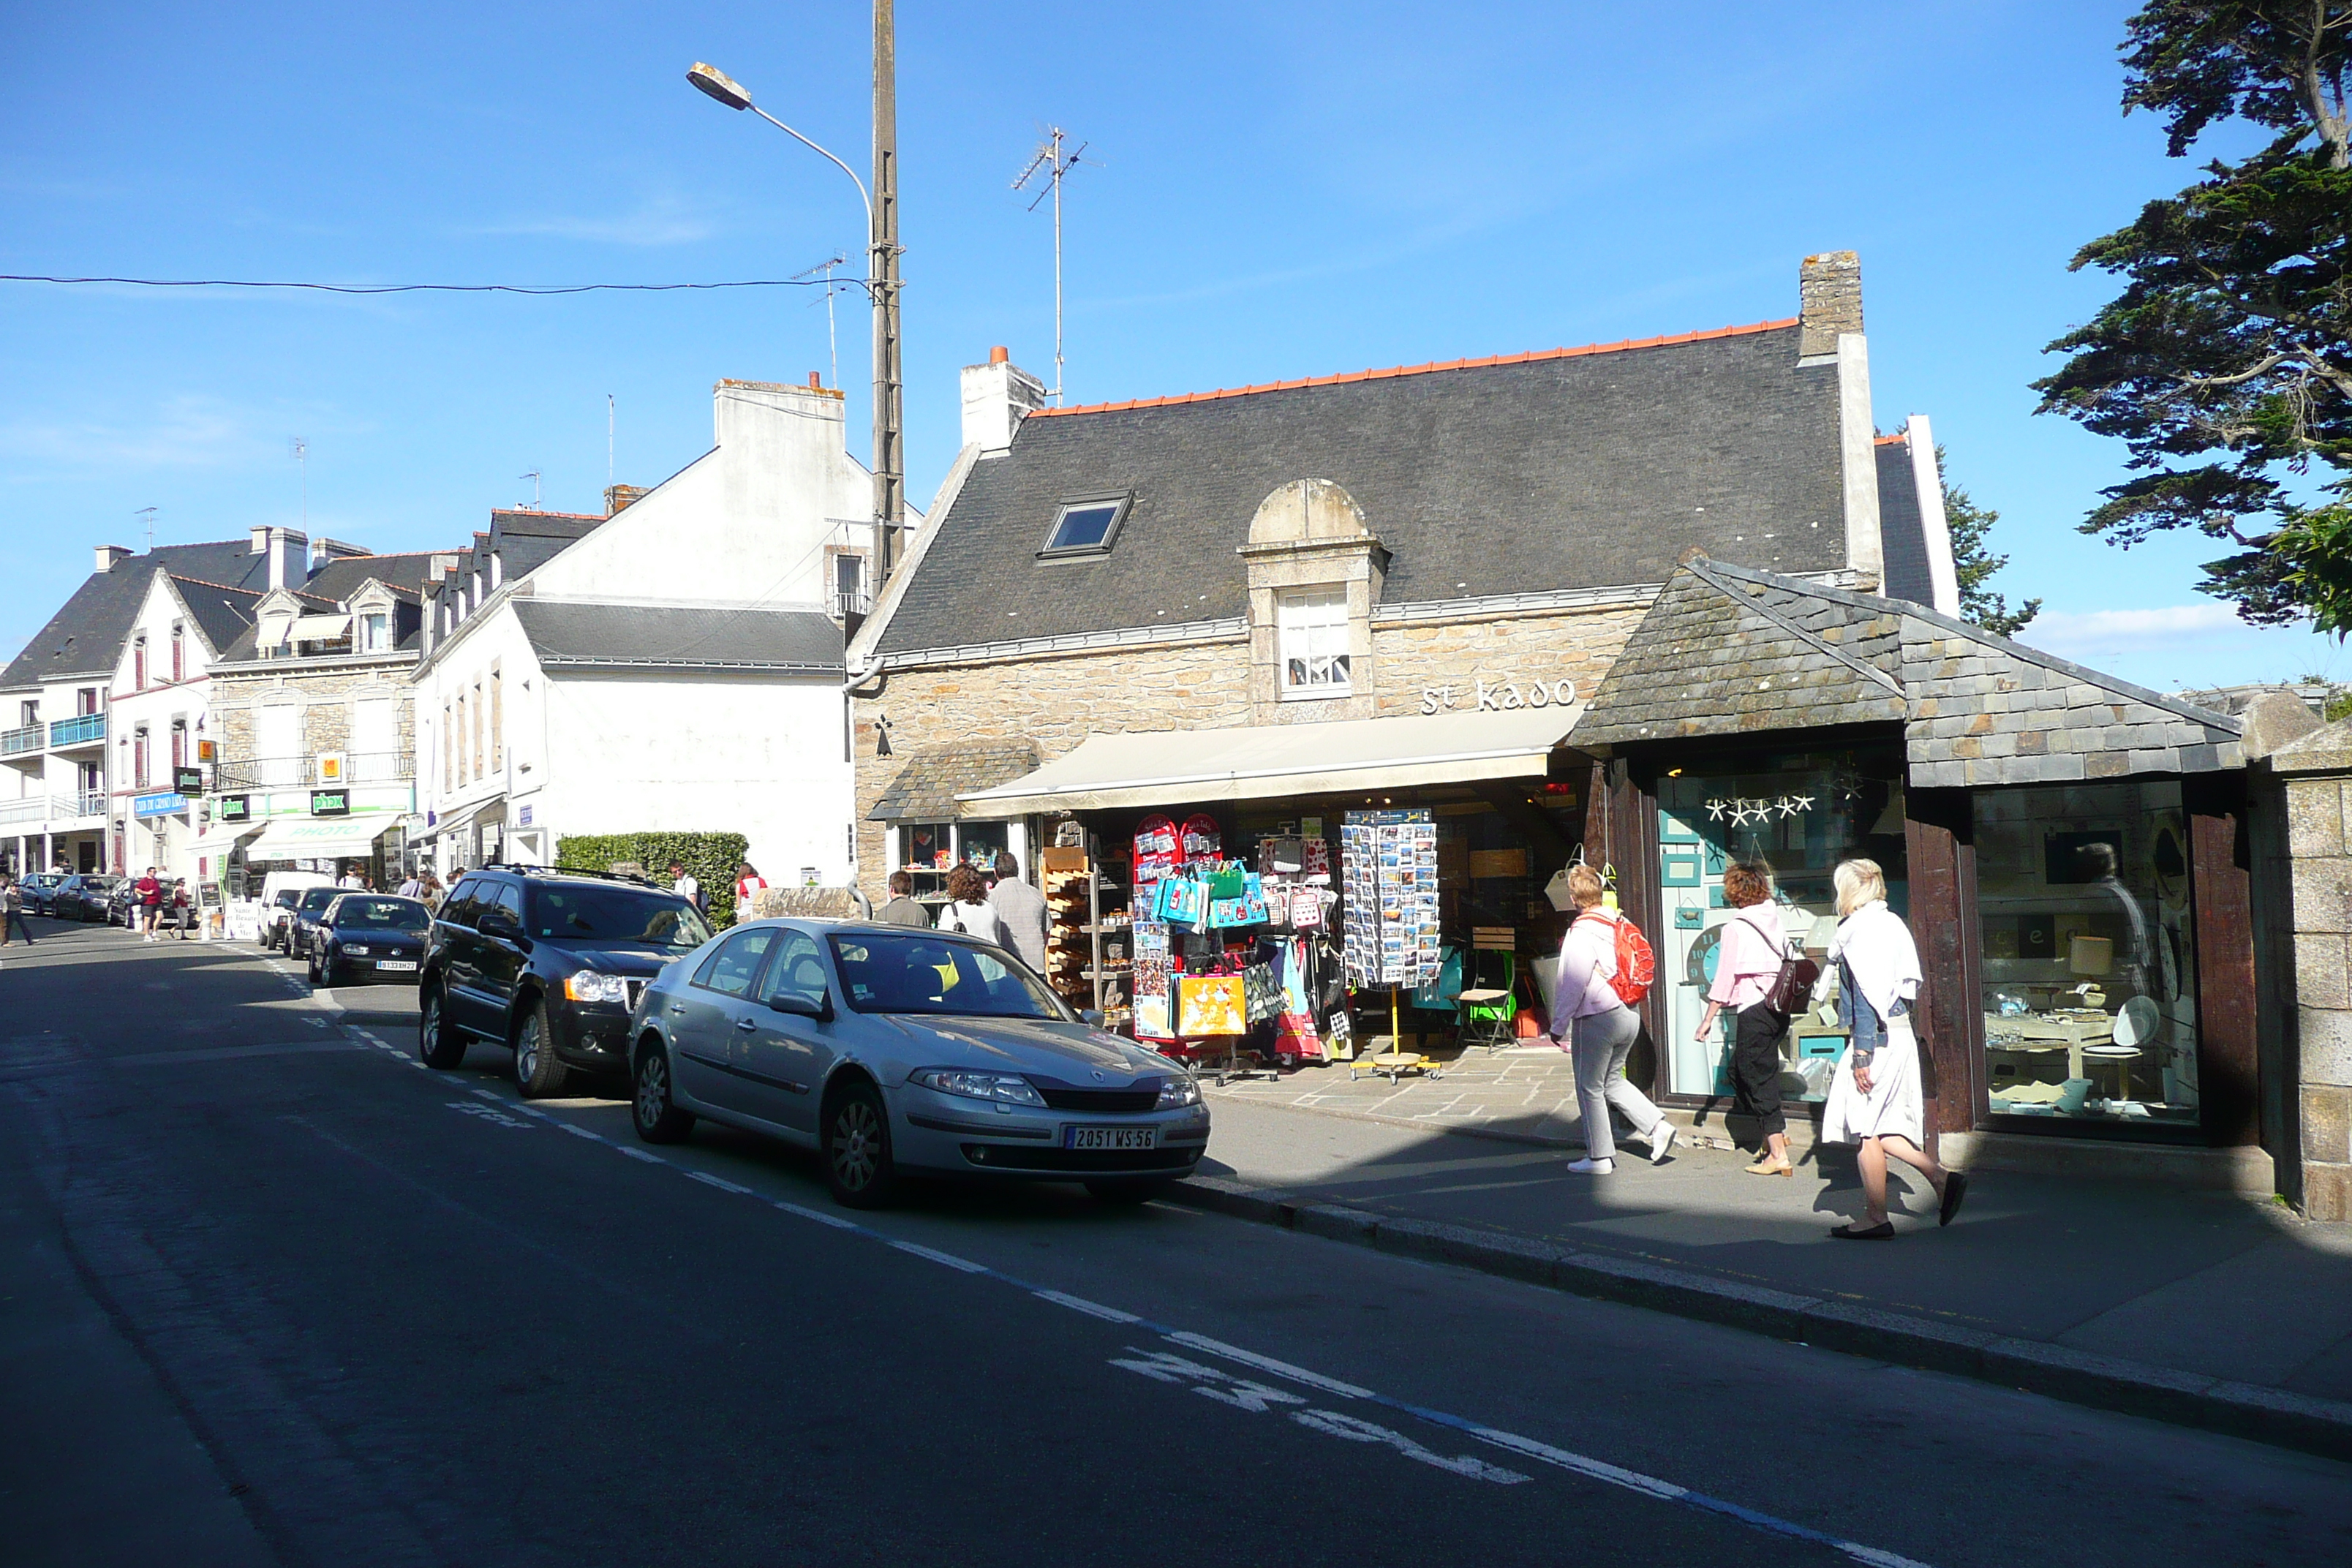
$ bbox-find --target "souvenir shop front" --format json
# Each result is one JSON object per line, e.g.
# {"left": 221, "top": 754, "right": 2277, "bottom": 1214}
{"left": 957, "top": 708, "right": 1594, "bottom": 1074}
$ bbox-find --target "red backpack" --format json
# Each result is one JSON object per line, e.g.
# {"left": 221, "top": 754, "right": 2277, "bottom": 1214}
{"left": 1577, "top": 911, "right": 1656, "bottom": 1008}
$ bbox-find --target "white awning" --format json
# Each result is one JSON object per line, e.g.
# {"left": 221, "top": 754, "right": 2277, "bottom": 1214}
{"left": 244, "top": 814, "right": 400, "bottom": 861}
{"left": 958, "top": 704, "right": 1586, "bottom": 815}
{"left": 421, "top": 796, "right": 503, "bottom": 841}
{"left": 290, "top": 613, "right": 353, "bottom": 641}
{"left": 186, "top": 821, "right": 263, "bottom": 859}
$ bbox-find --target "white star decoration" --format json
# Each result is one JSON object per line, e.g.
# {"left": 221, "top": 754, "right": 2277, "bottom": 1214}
{"left": 1704, "top": 798, "right": 1727, "bottom": 821}
{"left": 1778, "top": 794, "right": 1812, "bottom": 818}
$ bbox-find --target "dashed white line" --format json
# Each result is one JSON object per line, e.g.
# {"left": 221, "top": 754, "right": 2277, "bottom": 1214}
{"left": 1033, "top": 1289, "right": 1142, "bottom": 1324}
{"left": 614, "top": 1145, "right": 666, "bottom": 1164}
{"left": 886, "top": 1239, "right": 988, "bottom": 1273}
{"left": 1164, "top": 1332, "right": 1375, "bottom": 1401}
{"left": 772, "top": 1199, "right": 859, "bottom": 1231}
{"left": 685, "top": 1170, "right": 753, "bottom": 1196}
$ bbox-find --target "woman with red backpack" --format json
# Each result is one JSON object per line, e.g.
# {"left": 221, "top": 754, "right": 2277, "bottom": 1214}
{"left": 1550, "top": 863, "right": 1673, "bottom": 1174}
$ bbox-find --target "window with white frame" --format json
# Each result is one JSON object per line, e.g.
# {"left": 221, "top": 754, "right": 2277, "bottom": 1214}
{"left": 1276, "top": 589, "right": 1352, "bottom": 698}
{"left": 360, "top": 611, "right": 389, "bottom": 652}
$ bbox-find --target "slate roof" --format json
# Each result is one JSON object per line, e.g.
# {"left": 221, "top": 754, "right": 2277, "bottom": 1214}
{"left": 1874, "top": 437, "right": 1933, "bottom": 608}
{"left": 174, "top": 580, "right": 264, "bottom": 656}
{"left": 509, "top": 600, "right": 845, "bottom": 674}
{"left": 1573, "top": 557, "right": 2242, "bottom": 785}
{"left": 867, "top": 740, "right": 1043, "bottom": 821}
{"left": 875, "top": 321, "right": 1848, "bottom": 655}
{"left": 1, "top": 540, "right": 285, "bottom": 689}
{"left": 213, "top": 551, "right": 457, "bottom": 661}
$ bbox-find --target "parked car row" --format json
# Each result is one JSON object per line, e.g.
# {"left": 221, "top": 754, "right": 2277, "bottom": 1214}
{"left": 44, "top": 872, "right": 121, "bottom": 922}
{"left": 407, "top": 864, "right": 1210, "bottom": 1210}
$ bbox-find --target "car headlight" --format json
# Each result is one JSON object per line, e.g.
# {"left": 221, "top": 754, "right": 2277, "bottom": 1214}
{"left": 346, "top": 946, "right": 369, "bottom": 956}
{"left": 1156, "top": 1074, "right": 1203, "bottom": 1109}
{"left": 911, "top": 1068, "right": 1047, "bottom": 1107}
{"left": 565, "top": 971, "right": 630, "bottom": 1003}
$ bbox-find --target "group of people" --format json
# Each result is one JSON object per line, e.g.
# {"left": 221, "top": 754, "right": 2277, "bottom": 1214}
{"left": 1550, "top": 855, "right": 1970, "bottom": 1240}
{"left": 873, "top": 854, "right": 1049, "bottom": 973}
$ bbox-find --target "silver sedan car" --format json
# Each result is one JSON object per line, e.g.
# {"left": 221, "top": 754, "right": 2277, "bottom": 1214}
{"left": 625, "top": 919, "right": 1210, "bottom": 1207}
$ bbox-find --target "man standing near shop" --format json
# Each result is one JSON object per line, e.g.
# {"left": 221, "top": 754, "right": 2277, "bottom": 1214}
{"left": 135, "top": 867, "right": 164, "bottom": 942}
{"left": 670, "top": 861, "right": 704, "bottom": 913}
{"left": 876, "top": 871, "right": 931, "bottom": 927}
{"left": 989, "top": 852, "right": 1049, "bottom": 973}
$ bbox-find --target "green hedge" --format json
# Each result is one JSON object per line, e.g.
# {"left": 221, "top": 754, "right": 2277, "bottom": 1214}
{"left": 554, "top": 831, "right": 749, "bottom": 927}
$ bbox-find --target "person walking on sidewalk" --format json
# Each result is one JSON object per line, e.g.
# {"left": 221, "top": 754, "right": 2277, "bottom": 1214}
{"left": 987, "top": 852, "right": 1049, "bottom": 973}
{"left": 1695, "top": 862, "right": 1798, "bottom": 1177}
{"left": 135, "top": 867, "right": 163, "bottom": 942}
{"left": 1552, "top": 864, "right": 1673, "bottom": 1174}
{"left": 875, "top": 871, "right": 931, "bottom": 927}
{"left": 935, "top": 863, "right": 1006, "bottom": 946}
{"left": 1820, "top": 858, "right": 1968, "bottom": 1238}
{"left": 0, "top": 873, "right": 34, "bottom": 955}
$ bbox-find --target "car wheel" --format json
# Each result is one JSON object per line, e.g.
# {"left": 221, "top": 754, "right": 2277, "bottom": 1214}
{"left": 1084, "top": 1179, "right": 1169, "bottom": 1206}
{"left": 823, "top": 1079, "right": 898, "bottom": 1209}
{"left": 306, "top": 946, "right": 323, "bottom": 984}
{"left": 513, "top": 998, "right": 569, "bottom": 1099}
{"left": 631, "top": 1041, "right": 695, "bottom": 1144}
{"left": 418, "top": 987, "right": 467, "bottom": 1068}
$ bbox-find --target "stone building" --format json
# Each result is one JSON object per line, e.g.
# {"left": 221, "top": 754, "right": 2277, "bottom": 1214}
{"left": 848, "top": 252, "right": 1950, "bottom": 906}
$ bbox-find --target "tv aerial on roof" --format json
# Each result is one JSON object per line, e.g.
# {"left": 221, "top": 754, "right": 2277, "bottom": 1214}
{"left": 1012, "top": 127, "right": 1098, "bottom": 406}
{"left": 794, "top": 252, "right": 851, "bottom": 392}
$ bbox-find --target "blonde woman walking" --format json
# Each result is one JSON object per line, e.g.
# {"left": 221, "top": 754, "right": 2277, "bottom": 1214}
{"left": 1821, "top": 859, "right": 1969, "bottom": 1238}
{"left": 1551, "top": 864, "right": 1675, "bottom": 1174}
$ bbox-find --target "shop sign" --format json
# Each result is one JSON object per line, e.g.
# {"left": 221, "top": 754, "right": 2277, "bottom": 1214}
{"left": 216, "top": 794, "right": 252, "bottom": 823}
{"left": 132, "top": 791, "right": 186, "bottom": 818}
{"left": 1417, "top": 675, "right": 1579, "bottom": 715}
{"left": 174, "top": 764, "right": 204, "bottom": 796}
{"left": 310, "top": 788, "right": 351, "bottom": 817}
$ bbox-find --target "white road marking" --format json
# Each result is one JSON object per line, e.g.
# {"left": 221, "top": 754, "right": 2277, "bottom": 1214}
{"left": 1287, "top": 1408, "right": 1531, "bottom": 1485}
{"left": 446, "top": 1101, "right": 527, "bottom": 1128}
{"left": 1033, "top": 1289, "right": 1141, "bottom": 1324}
{"left": 559, "top": 1123, "right": 606, "bottom": 1144}
{"left": 1165, "top": 1332, "right": 1375, "bottom": 1400}
{"left": 772, "top": 1199, "right": 859, "bottom": 1231}
{"left": 684, "top": 1170, "right": 753, "bottom": 1196}
{"left": 885, "top": 1239, "right": 988, "bottom": 1273}
{"left": 614, "top": 1145, "right": 666, "bottom": 1164}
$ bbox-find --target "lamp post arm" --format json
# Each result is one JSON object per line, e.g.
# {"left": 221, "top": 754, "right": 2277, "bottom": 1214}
{"left": 748, "top": 105, "right": 874, "bottom": 236}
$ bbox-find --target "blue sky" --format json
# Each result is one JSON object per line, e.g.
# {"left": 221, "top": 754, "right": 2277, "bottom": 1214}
{"left": 3, "top": 1, "right": 2342, "bottom": 692}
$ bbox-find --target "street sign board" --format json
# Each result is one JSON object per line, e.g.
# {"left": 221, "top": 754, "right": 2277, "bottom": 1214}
{"left": 132, "top": 791, "right": 187, "bottom": 818}
{"left": 310, "top": 788, "right": 351, "bottom": 817}
{"left": 216, "top": 794, "right": 252, "bottom": 823}
{"left": 173, "top": 765, "right": 203, "bottom": 796}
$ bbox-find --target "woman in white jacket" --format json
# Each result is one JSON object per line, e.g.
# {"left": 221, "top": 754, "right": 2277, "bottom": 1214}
{"left": 1820, "top": 858, "right": 1969, "bottom": 1237}
{"left": 1550, "top": 864, "right": 1674, "bottom": 1173}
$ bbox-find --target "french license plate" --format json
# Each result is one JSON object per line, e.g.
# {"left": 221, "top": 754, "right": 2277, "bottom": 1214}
{"left": 374, "top": 960, "right": 418, "bottom": 973}
{"left": 1066, "top": 1125, "right": 1157, "bottom": 1150}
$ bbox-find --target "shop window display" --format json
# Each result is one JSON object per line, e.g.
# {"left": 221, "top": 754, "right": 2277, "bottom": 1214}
{"left": 1975, "top": 783, "right": 2198, "bottom": 1131}
{"left": 1654, "top": 751, "right": 1908, "bottom": 1102}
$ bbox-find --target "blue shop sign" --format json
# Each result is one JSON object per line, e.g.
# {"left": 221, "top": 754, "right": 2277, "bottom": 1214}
{"left": 132, "top": 791, "right": 188, "bottom": 818}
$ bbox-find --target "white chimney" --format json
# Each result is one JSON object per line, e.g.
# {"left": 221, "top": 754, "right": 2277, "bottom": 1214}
{"left": 94, "top": 545, "right": 132, "bottom": 573}
{"left": 260, "top": 527, "right": 308, "bottom": 592}
{"left": 960, "top": 346, "right": 1048, "bottom": 457}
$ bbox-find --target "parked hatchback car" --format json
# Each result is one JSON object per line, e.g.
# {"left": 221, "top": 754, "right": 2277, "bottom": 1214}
{"left": 309, "top": 894, "right": 431, "bottom": 986}
{"left": 20, "top": 871, "right": 66, "bottom": 916}
{"left": 52, "top": 873, "right": 120, "bottom": 921}
{"left": 625, "top": 921, "right": 1210, "bottom": 1208}
{"left": 284, "top": 886, "right": 343, "bottom": 962}
{"left": 418, "top": 865, "right": 712, "bottom": 1096}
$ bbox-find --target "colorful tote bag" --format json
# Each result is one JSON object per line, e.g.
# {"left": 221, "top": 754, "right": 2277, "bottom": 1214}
{"left": 1175, "top": 974, "right": 1247, "bottom": 1036}
{"left": 1242, "top": 963, "right": 1283, "bottom": 1023}
{"left": 1155, "top": 876, "right": 1208, "bottom": 927}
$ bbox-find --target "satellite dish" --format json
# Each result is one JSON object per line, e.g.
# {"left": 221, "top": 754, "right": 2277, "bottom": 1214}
{"left": 2113, "top": 996, "right": 2162, "bottom": 1048}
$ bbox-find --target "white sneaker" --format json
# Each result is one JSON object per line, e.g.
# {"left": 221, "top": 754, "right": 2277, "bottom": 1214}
{"left": 1564, "top": 1156, "right": 1615, "bottom": 1175}
{"left": 1649, "top": 1124, "right": 1677, "bottom": 1164}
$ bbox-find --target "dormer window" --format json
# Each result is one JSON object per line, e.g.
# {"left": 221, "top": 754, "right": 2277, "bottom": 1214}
{"left": 1039, "top": 494, "right": 1131, "bottom": 559}
{"left": 1276, "top": 588, "right": 1352, "bottom": 698}
{"left": 360, "top": 611, "right": 390, "bottom": 652}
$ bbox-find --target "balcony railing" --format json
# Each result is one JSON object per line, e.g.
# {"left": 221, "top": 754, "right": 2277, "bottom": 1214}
{"left": 72, "top": 789, "right": 105, "bottom": 818}
{"left": 0, "top": 795, "right": 61, "bottom": 827}
{"left": 48, "top": 713, "right": 105, "bottom": 747}
{"left": 0, "top": 725, "right": 40, "bottom": 757}
{"left": 216, "top": 751, "right": 415, "bottom": 790}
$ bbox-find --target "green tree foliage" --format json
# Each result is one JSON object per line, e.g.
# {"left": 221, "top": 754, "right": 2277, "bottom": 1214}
{"left": 2033, "top": 2, "right": 2352, "bottom": 630}
{"left": 554, "top": 831, "right": 750, "bottom": 927}
{"left": 1937, "top": 448, "right": 2042, "bottom": 636}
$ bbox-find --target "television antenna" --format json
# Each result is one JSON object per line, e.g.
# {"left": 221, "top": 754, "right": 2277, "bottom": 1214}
{"left": 519, "top": 470, "right": 543, "bottom": 509}
{"left": 135, "top": 506, "right": 157, "bottom": 552}
{"left": 1012, "top": 127, "right": 1094, "bottom": 404}
{"left": 794, "top": 253, "right": 850, "bottom": 391}
{"left": 289, "top": 437, "right": 308, "bottom": 529}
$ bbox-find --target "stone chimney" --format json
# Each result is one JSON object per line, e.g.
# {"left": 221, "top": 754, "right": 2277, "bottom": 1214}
{"left": 249, "top": 526, "right": 308, "bottom": 591}
{"left": 94, "top": 545, "right": 132, "bottom": 573}
{"left": 960, "top": 346, "right": 1048, "bottom": 458}
{"left": 604, "top": 484, "right": 649, "bottom": 516}
{"left": 1799, "top": 250, "right": 1863, "bottom": 360}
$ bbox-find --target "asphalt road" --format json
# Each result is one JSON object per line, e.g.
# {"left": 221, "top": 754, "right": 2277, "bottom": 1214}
{"left": 4, "top": 916, "right": 2349, "bottom": 1568}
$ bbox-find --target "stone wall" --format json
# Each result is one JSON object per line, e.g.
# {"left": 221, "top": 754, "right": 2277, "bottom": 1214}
{"left": 210, "top": 659, "right": 418, "bottom": 768}
{"left": 852, "top": 599, "right": 1643, "bottom": 899}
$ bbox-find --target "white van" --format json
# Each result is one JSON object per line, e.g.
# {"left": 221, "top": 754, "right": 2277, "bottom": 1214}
{"left": 255, "top": 869, "right": 336, "bottom": 950}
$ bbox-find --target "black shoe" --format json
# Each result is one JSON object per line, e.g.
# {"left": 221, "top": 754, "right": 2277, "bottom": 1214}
{"left": 1939, "top": 1170, "right": 1970, "bottom": 1227}
{"left": 1831, "top": 1221, "right": 1895, "bottom": 1240}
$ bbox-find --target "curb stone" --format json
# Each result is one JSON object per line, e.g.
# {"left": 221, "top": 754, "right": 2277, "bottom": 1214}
{"left": 1165, "top": 1175, "right": 2352, "bottom": 1462}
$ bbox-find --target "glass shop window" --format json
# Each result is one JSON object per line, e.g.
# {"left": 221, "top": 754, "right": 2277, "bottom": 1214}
{"left": 1975, "top": 782, "right": 2198, "bottom": 1132}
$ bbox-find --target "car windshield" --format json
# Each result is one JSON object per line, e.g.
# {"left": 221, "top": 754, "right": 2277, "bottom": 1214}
{"left": 828, "top": 932, "right": 1066, "bottom": 1020}
{"left": 335, "top": 897, "right": 428, "bottom": 931}
{"left": 298, "top": 889, "right": 338, "bottom": 913}
{"left": 528, "top": 885, "right": 711, "bottom": 953}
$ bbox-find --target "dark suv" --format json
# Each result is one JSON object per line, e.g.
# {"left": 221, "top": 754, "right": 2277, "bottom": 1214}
{"left": 418, "top": 864, "right": 713, "bottom": 1096}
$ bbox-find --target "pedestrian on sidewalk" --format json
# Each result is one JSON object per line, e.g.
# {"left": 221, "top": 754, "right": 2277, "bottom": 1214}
{"left": 418, "top": 871, "right": 444, "bottom": 913}
{"left": 0, "top": 873, "right": 34, "bottom": 952}
{"left": 876, "top": 870, "right": 931, "bottom": 927}
{"left": 988, "top": 852, "right": 1049, "bottom": 973}
{"left": 397, "top": 869, "right": 424, "bottom": 900}
{"left": 1694, "top": 862, "right": 1798, "bottom": 1177}
{"left": 135, "top": 867, "right": 163, "bottom": 942}
{"left": 935, "top": 863, "right": 1007, "bottom": 946}
{"left": 1820, "top": 858, "right": 1968, "bottom": 1238}
{"left": 169, "top": 879, "right": 193, "bottom": 941}
{"left": 734, "top": 862, "right": 769, "bottom": 919}
{"left": 1552, "top": 864, "right": 1674, "bottom": 1174}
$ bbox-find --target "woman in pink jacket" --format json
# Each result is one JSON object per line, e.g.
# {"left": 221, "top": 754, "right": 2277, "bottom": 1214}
{"left": 1550, "top": 864, "right": 1674, "bottom": 1173}
{"left": 1694, "top": 862, "right": 1797, "bottom": 1176}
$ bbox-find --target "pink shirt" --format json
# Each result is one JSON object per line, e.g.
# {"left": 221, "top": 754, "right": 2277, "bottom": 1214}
{"left": 1708, "top": 906, "right": 1788, "bottom": 1010}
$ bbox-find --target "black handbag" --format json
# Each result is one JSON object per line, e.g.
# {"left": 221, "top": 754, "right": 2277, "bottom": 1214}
{"left": 1746, "top": 913, "right": 1820, "bottom": 1015}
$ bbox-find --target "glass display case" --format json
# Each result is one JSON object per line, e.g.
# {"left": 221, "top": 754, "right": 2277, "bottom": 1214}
{"left": 1975, "top": 782, "right": 2199, "bottom": 1132}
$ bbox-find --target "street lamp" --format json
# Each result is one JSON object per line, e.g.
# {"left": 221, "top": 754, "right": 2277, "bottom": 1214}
{"left": 688, "top": 46, "right": 903, "bottom": 581}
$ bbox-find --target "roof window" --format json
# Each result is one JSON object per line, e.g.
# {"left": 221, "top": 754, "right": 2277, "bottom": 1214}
{"left": 1039, "top": 494, "right": 1131, "bottom": 558}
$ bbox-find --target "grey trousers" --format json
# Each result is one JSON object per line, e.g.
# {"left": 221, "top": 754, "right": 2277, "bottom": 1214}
{"left": 1571, "top": 1003, "right": 1665, "bottom": 1162}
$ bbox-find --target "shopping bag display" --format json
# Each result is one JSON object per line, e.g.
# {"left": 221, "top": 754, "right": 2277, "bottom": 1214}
{"left": 1176, "top": 974, "right": 1247, "bottom": 1036}
{"left": 1156, "top": 877, "right": 1207, "bottom": 927}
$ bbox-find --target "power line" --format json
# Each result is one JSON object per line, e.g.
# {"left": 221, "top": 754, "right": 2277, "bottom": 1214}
{"left": 0, "top": 274, "right": 864, "bottom": 297}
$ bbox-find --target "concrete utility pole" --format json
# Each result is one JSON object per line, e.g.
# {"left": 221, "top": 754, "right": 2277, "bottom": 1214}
{"left": 871, "top": 0, "right": 904, "bottom": 579}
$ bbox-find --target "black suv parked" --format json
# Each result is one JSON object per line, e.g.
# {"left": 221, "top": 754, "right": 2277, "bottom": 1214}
{"left": 418, "top": 864, "right": 713, "bottom": 1096}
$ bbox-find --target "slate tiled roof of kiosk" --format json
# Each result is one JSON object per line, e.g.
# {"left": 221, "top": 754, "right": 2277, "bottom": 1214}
{"left": 1574, "top": 556, "right": 2244, "bottom": 784}
{"left": 867, "top": 740, "right": 1044, "bottom": 821}
{"left": 875, "top": 321, "right": 1852, "bottom": 655}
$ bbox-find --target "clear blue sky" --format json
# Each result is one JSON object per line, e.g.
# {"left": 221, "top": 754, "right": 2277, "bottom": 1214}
{"left": 4, "top": 1, "right": 2340, "bottom": 691}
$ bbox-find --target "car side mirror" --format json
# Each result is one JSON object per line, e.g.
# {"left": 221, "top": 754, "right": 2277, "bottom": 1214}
{"left": 479, "top": 908, "right": 519, "bottom": 938}
{"left": 1080, "top": 1009, "right": 1105, "bottom": 1027}
{"left": 770, "top": 990, "right": 833, "bottom": 1022}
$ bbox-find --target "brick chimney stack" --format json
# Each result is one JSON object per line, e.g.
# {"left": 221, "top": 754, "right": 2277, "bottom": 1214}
{"left": 94, "top": 544, "right": 132, "bottom": 573}
{"left": 604, "top": 484, "right": 649, "bottom": 516}
{"left": 1798, "top": 251, "right": 1863, "bottom": 360}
